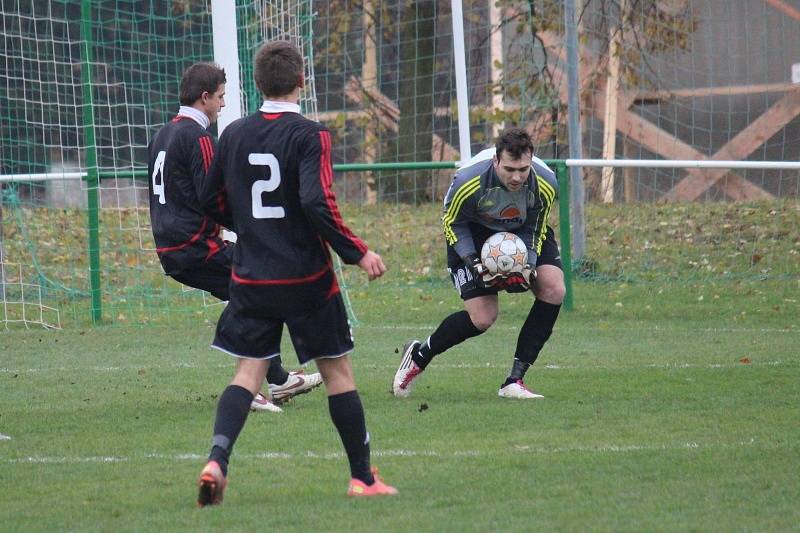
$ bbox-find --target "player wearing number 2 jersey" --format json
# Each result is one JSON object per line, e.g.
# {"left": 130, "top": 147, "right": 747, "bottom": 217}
{"left": 147, "top": 63, "right": 321, "bottom": 413}
{"left": 194, "top": 41, "right": 396, "bottom": 506}
{"left": 199, "top": 106, "right": 365, "bottom": 316}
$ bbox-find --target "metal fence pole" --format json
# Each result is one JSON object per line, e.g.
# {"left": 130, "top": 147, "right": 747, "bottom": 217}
{"left": 555, "top": 162, "right": 573, "bottom": 311}
{"left": 81, "top": 0, "right": 102, "bottom": 323}
{"left": 564, "top": 0, "right": 585, "bottom": 262}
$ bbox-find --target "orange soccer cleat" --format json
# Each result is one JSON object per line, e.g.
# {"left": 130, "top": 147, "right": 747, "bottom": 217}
{"left": 347, "top": 467, "right": 398, "bottom": 497}
{"left": 197, "top": 460, "right": 227, "bottom": 507}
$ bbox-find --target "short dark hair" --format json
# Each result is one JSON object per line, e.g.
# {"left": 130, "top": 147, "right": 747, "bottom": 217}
{"left": 254, "top": 40, "right": 303, "bottom": 98}
{"left": 495, "top": 127, "right": 534, "bottom": 160}
{"left": 179, "top": 63, "right": 226, "bottom": 106}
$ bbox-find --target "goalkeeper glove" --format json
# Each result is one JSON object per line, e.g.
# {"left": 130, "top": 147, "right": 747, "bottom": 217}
{"left": 464, "top": 254, "right": 487, "bottom": 279}
{"left": 464, "top": 254, "right": 496, "bottom": 288}
{"left": 493, "top": 274, "right": 529, "bottom": 292}
{"left": 521, "top": 260, "right": 537, "bottom": 286}
{"left": 495, "top": 257, "right": 537, "bottom": 293}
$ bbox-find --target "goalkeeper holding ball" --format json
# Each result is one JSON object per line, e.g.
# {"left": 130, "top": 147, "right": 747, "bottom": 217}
{"left": 392, "top": 127, "right": 564, "bottom": 399}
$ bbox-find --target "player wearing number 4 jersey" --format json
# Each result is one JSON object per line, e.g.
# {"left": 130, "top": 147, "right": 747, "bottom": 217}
{"left": 195, "top": 41, "right": 396, "bottom": 506}
{"left": 392, "top": 127, "right": 565, "bottom": 400}
{"left": 147, "top": 62, "right": 321, "bottom": 413}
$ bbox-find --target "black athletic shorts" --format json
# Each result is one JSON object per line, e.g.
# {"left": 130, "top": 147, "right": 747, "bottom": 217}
{"left": 161, "top": 245, "right": 233, "bottom": 301}
{"left": 211, "top": 291, "right": 354, "bottom": 364}
{"left": 447, "top": 225, "right": 562, "bottom": 301}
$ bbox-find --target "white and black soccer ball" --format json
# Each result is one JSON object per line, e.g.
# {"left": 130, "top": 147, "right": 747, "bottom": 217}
{"left": 480, "top": 232, "right": 528, "bottom": 275}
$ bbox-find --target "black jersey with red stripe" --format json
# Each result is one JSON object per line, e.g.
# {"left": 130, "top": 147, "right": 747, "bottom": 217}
{"left": 147, "top": 116, "right": 224, "bottom": 270}
{"left": 199, "top": 110, "right": 368, "bottom": 316}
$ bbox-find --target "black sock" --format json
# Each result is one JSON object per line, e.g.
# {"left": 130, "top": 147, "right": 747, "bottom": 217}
{"left": 208, "top": 384, "right": 254, "bottom": 476}
{"left": 328, "top": 390, "right": 374, "bottom": 485}
{"left": 266, "top": 355, "right": 290, "bottom": 386}
{"left": 507, "top": 300, "right": 561, "bottom": 384}
{"left": 502, "top": 359, "right": 531, "bottom": 387}
{"left": 412, "top": 310, "right": 484, "bottom": 370}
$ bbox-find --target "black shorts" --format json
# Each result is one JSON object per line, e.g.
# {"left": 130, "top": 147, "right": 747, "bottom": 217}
{"left": 447, "top": 225, "right": 562, "bottom": 301}
{"left": 211, "top": 291, "right": 354, "bottom": 365}
{"left": 162, "top": 245, "right": 233, "bottom": 301}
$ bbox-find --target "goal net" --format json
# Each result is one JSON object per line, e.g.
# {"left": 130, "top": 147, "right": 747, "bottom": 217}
{"left": 1, "top": 1, "right": 218, "bottom": 328}
{"left": 0, "top": 0, "right": 331, "bottom": 328}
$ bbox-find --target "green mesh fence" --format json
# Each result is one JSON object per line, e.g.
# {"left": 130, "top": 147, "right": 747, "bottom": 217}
{"left": 1, "top": 0, "right": 799, "bottom": 329}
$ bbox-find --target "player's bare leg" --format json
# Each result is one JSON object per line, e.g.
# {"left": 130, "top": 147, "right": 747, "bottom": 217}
{"left": 199, "top": 357, "right": 269, "bottom": 506}
{"left": 316, "top": 356, "right": 397, "bottom": 496}
{"left": 463, "top": 294, "right": 499, "bottom": 330}
{"left": 532, "top": 265, "right": 565, "bottom": 305}
{"left": 316, "top": 354, "right": 356, "bottom": 395}
{"left": 250, "top": 356, "right": 284, "bottom": 412}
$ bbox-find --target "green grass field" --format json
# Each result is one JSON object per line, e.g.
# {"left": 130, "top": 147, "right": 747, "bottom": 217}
{"left": 1, "top": 280, "right": 798, "bottom": 531}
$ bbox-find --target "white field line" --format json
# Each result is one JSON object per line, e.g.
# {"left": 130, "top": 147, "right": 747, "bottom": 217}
{"left": 8, "top": 323, "right": 790, "bottom": 335}
{"left": 358, "top": 324, "right": 800, "bottom": 334}
{"left": 5, "top": 438, "right": 779, "bottom": 465}
{"left": 0, "top": 359, "right": 788, "bottom": 375}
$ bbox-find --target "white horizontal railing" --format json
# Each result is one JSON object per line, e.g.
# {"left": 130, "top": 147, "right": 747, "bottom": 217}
{"left": 565, "top": 159, "right": 800, "bottom": 170}
{"left": 2, "top": 160, "right": 799, "bottom": 184}
{"left": 0, "top": 172, "right": 86, "bottom": 183}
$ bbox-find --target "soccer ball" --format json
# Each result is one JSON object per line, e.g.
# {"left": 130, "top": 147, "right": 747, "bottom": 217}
{"left": 480, "top": 232, "right": 528, "bottom": 275}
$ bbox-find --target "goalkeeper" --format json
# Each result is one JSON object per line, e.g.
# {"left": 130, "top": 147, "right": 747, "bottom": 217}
{"left": 392, "top": 127, "right": 564, "bottom": 399}
{"left": 147, "top": 62, "right": 321, "bottom": 413}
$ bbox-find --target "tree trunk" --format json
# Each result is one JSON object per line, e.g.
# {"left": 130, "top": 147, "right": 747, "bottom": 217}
{"left": 362, "top": 0, "right": 378, "bottom": 205}
{"left": 489, "top": 0, "right": 504, "bottom": 138}
{"left": 623, "top": 136, "right": 636, "bottom": 202}
{"left": 601, "top": 0, "right": 626, "bottom": 204}
{"left": 393, "top": 0, "right": 435, "bottom": 203}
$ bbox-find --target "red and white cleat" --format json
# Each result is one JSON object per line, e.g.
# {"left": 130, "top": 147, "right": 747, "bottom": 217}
{"left": 269, "top": 370, "right": 323, "bottom": 405}
{"left": 250, "top": 392, "right": 283, "bottom": 413}
{"left": 498, "top": 379, "right": 544, "bottom": 399}
{"left": 392, "top": 340, "right": 423, "bottom": 398}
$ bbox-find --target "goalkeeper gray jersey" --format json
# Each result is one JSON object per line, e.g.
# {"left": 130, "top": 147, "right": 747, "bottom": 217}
{"left": 442, "top": 148, "right": 557, "bottom": 260}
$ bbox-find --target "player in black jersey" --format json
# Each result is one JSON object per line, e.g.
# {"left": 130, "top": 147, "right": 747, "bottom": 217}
{"left": 147, "top": 62, "right": 321, "bottom": 414}
{"left": 194, "top": 41, "right": 397, "bottom": 506}
{"left": 392, "top": 128, "right": 565, "bottom": 400}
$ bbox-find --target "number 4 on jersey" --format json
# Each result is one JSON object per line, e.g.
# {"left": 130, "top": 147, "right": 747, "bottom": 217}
{"left": 151, "top": 150, "right": 166, "bottom": 205}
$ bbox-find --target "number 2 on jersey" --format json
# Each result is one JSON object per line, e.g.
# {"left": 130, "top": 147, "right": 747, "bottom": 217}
{"left": 151, "top": 150, "right": 166, "bottom": 205}
{"left": 250, "top": 153, "right": 286, "bottom": 219}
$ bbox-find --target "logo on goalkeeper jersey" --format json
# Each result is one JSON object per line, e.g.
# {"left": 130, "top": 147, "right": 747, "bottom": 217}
{"left": 499, "top": 206, "right": 521, "bottom": 219}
